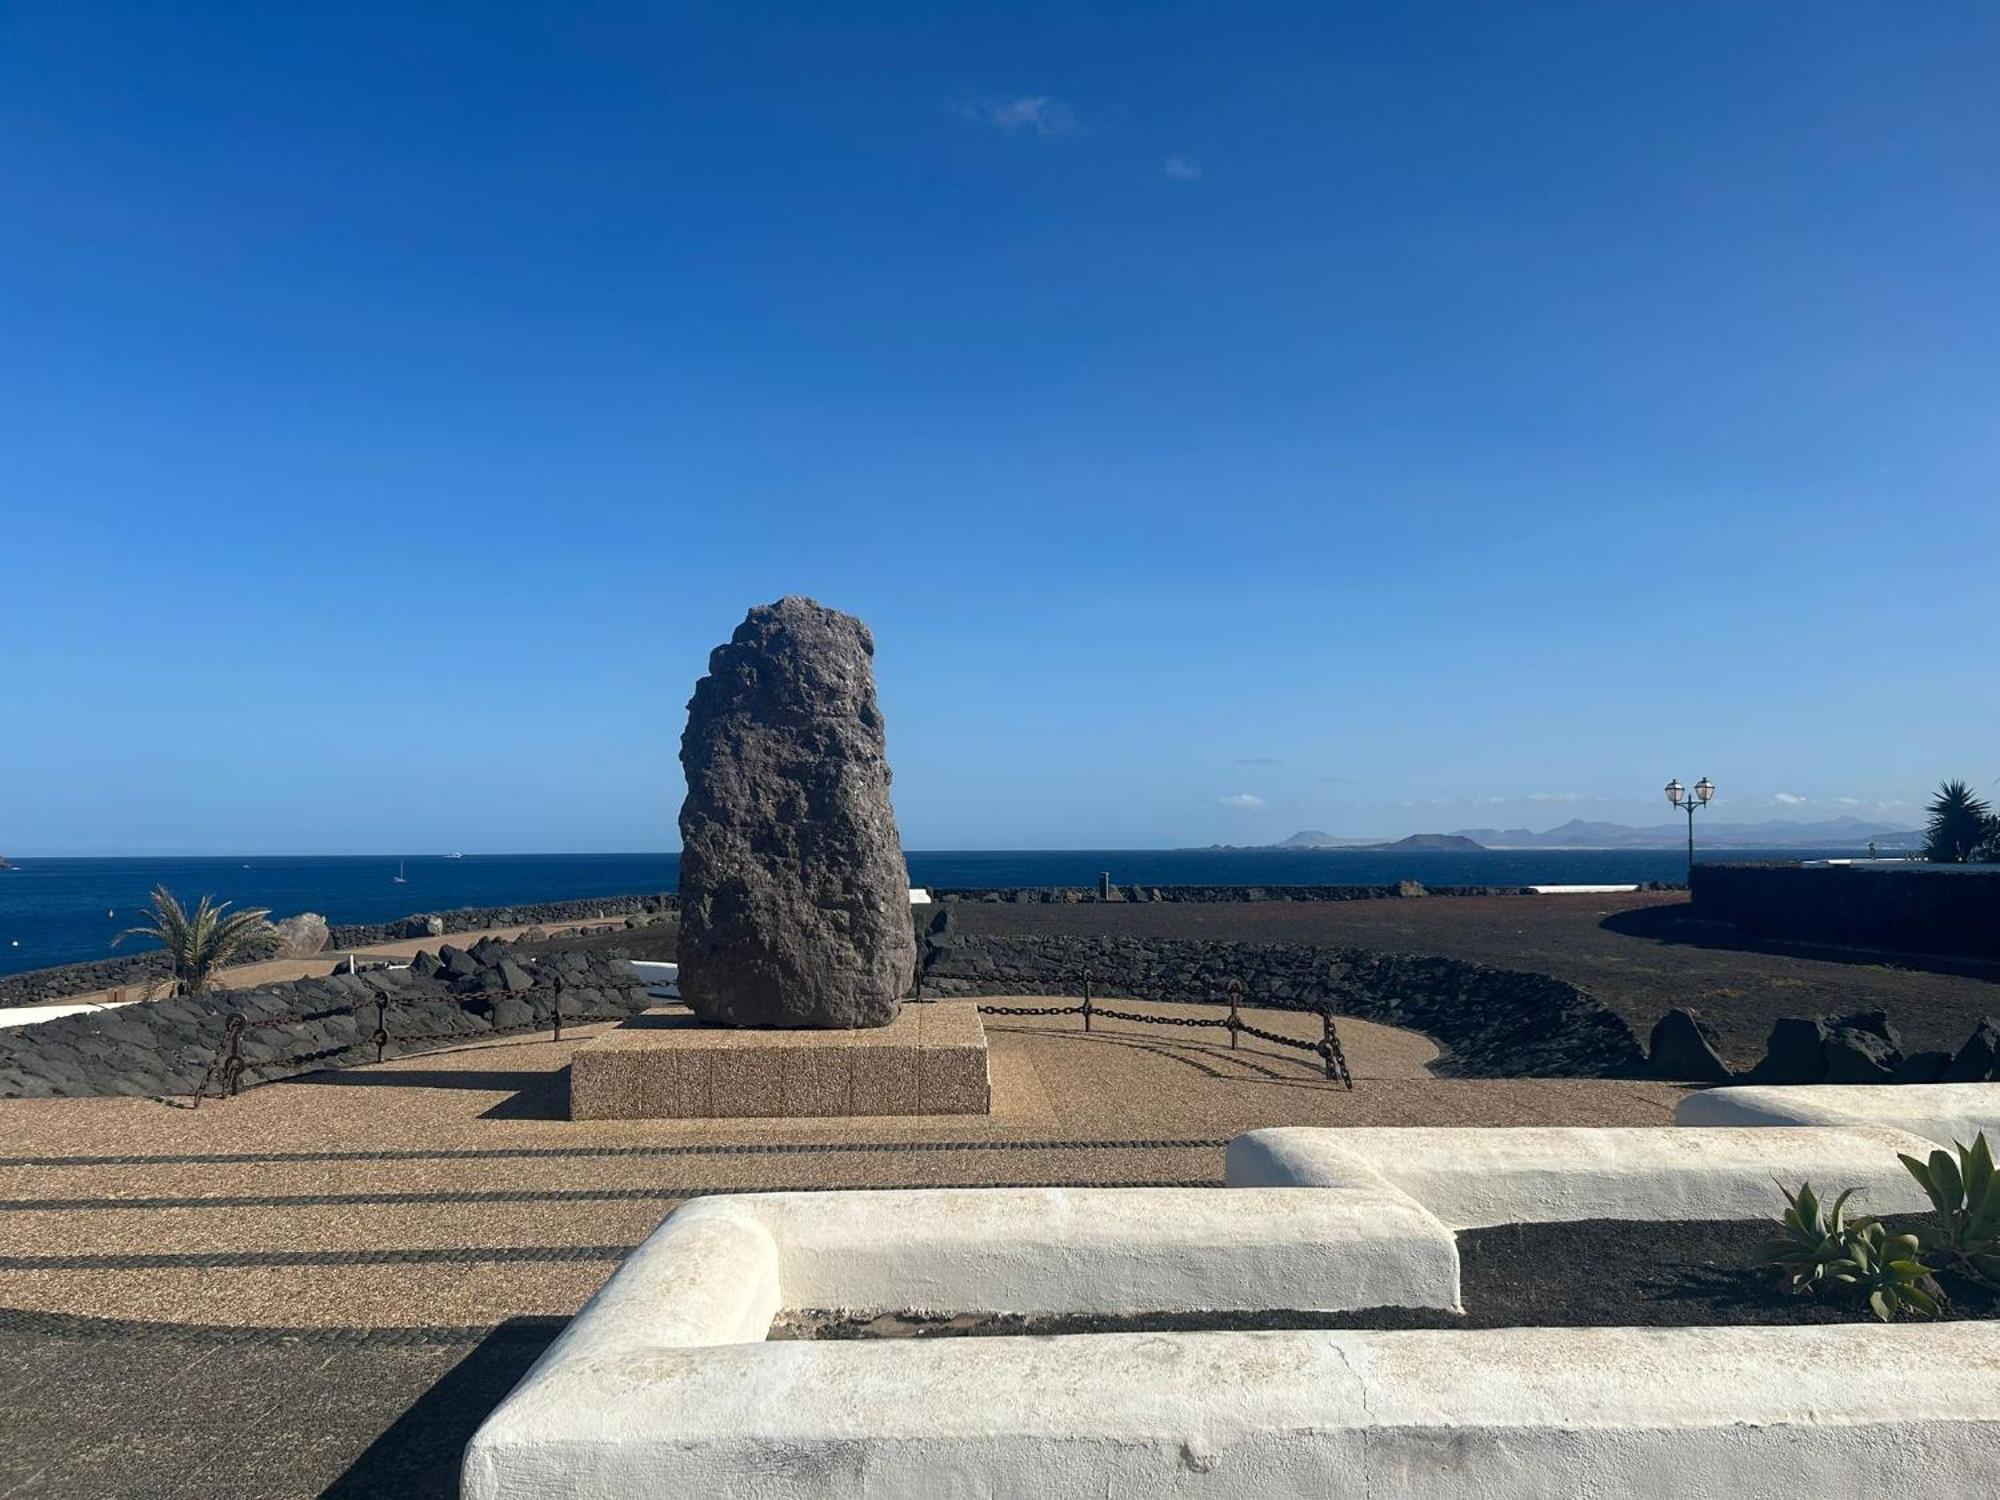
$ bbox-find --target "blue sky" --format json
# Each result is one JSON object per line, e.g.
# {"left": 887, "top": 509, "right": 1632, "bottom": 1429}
{"left": 2, "top": 2, "right": 1995, "bottom": 854}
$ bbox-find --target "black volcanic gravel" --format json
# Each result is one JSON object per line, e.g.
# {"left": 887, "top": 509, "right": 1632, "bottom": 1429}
{"left": 773, "top": 1217, "right": 2000, "bottom": 1338}
{"left": 940, "top": 893, "right": 2000, "bottom": 1067}
{"left": 518, "top": 892, "right": 2000, "bottom": 1070}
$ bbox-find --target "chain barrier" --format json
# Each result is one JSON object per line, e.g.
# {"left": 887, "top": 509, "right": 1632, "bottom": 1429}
{"left": 186, "top": 968, "right": 1353, "bottom": 1104}
{"left": 975, "top": 973, "right": 1355, "bottom": 1089}
{"left": 186, "top": 985, "right": 567, "bottom": 1108}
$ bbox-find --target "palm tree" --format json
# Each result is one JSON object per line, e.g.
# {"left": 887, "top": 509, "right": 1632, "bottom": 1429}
{"left": 1978, "top": 812, "right": 2000, "bottom": 864}
{"left": 114, "top": 885, "right": 272, "bottom": 996}
{"left": 1922, "top": 780, "right": 1993, "bottom": 864}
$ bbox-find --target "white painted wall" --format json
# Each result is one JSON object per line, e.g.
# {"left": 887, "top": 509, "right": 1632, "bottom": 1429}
{"left": 1226, "top": 1124, "right": 1937, "bottom": 1225}
{"left": 1678, "top": 1083, "right": 2000, "bottom": 1148}
{"left": 466, "top": 1322, "right": 2000, "bottom": 1499}
{"left": 726, "top": 1185, "right": 1458, "bottom": 1316}
{"left": 467, "top": 1130, "right": 2000, "bottom": 1500}
{"left": 0, "top": 998, "right": 139, "bottom": 1029}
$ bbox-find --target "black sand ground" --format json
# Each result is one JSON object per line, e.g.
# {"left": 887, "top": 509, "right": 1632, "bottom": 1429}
{"left": 777, "top": 1216, "right": 2000, "bottom": 1337}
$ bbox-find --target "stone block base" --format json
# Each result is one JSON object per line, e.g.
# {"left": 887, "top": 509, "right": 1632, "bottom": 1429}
{"left": 568, "top": 1002, "right": 990, "bottom": 1120}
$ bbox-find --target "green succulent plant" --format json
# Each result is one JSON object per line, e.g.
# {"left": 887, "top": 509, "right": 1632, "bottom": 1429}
{"left": 1763, "top": 1181, "right": 1940, "bottom": 1322}
{"left": 1764, "top": 1182, "right": 1870, "bottom": 1294}
{"left": 1841, "top": 1221, "right": 1942, "bottom": 1323}
{"left": 1899, "top": 1134, "right": 2000, "bottom": 1287}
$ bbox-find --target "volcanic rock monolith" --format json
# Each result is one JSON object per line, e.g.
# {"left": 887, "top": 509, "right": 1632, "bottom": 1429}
{"left": 677, "top": 597, "right": 917, "bottom": 1028}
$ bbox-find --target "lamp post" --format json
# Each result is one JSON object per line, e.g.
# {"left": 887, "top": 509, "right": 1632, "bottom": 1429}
{"left": 1664, "top": 776, "right": 1715, "bottom": 884}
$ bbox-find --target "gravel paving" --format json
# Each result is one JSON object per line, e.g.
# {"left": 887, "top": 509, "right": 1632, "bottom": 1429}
{"left": 0, "top": 995, "right": 1680, "bottom": 1498}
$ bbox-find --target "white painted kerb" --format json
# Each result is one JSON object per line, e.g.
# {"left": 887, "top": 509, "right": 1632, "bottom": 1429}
{"left": 465, "top": 1323, "right": 2000, "bottom": 1498}
{"left": 468, "top": 1141, "right": 2000, "bottom": 1500}
{"left": 736, "top": 1185, "right": 1457, "bottom": 1315}
{"left": 1226, "top": 1125, "right": 1937, "bottom": 1226}
{"left": 1678, "top": 1082, "right": 2000, "bottom": 1148}
{"left": 0, "top": 999, "right": 140, "bottom": 1029}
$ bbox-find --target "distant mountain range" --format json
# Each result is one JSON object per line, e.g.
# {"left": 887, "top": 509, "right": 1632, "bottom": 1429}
{"left": 1244, "top": 816, "right": 1922, "bottom": 852}
{"left": 1447, "top": 816, "right": 1921, "bottom": 850}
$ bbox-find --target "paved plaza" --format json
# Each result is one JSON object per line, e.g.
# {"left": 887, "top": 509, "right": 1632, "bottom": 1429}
{"left": 0, "top": 999, "right": 1681, "bottom": 1498}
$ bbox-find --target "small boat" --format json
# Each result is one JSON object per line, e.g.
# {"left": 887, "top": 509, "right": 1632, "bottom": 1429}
{"left": 444, "top": 851, "right": 464, "bottom": 860}
{"left": 392, "top": 860, "right": 408, "bottom": 884}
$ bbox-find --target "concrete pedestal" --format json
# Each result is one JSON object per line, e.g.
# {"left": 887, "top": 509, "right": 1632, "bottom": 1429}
{"left": 568, "top": 1003, "right": 990, "bottom": 1120}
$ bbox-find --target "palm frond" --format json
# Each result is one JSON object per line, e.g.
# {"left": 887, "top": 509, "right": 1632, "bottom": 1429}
{"left": 110, "top": 885, "right": 272, "bottom": 995}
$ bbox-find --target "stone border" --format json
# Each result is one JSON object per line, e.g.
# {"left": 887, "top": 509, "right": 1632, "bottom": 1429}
{"left": 0, "top": 893, "right": 679, "bottom": 1008}
{"left": 324, "top": 893, "right": 677, "bottom": 950}
{"left": 0, "top": 945, "right": 658, "bottom": 1099}
{"left": 926, "top": 934, "right": 1645, "bottom": 1078}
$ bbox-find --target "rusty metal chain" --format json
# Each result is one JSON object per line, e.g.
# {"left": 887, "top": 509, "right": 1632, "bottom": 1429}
{"left": 977, "top": 973, "right": 1357, "bottom": 1089}
{"left": 184, "top": 983, "right": 571, "bottom": 1104}
{"left": 186, "top": 1015, "right": 248, "bottom": 1109}
{"left": 187, "top": 966, "right": 1352, "bottom": 1103}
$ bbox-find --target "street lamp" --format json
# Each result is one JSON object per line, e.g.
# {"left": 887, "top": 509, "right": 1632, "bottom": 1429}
{"left": 1664, "top": 776, "right": 1715, "bottom": 883}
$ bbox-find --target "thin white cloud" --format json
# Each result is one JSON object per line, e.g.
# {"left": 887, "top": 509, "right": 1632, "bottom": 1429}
{"left": 953, "top": 95, "right": 1077, "bottom": 139}
{"left": 1218, "top": 793, "right": 1267, "bottom": 811}
{"left": 1773, "top": 792, "right": 1808, "bottom": 806}
{"left": 1162, "top": 155, "right": 1203, "bottom": 181}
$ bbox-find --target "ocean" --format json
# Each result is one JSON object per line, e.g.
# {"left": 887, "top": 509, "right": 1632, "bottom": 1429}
{"left": 0, "top": 847, "right": 1865, "bottom": 977}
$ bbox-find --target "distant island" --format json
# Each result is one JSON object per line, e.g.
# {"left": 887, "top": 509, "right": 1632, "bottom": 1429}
{"left": 1220, "top": 831, "right": 1488, "bottom": 853}
{"left": 1206, "top": 815, "right": 1921, "bottom": 853}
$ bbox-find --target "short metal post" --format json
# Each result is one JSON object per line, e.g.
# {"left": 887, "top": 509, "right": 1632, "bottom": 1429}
{"left": 1082, "top": 970, "right": 1093, "bottom": 1033}
{"left": 1226, "top": 977, "right": 1242, "bottom": 1049}
{"left": 372, "top": 998, "right": 389, "bottom": 1064}
{"left": 221, "top": 1014, "right": 246, "bottom": 1097}
{"left": 1321, "top": 1009, "right": 1335, "bottom": 1081}
{"left": 552, "top": 989, "right": 563, "bottom": 1043}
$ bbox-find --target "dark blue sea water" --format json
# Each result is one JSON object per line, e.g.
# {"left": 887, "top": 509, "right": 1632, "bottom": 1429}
{"left": 0, "top": 848, "right": 1865, "bottom": 977}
